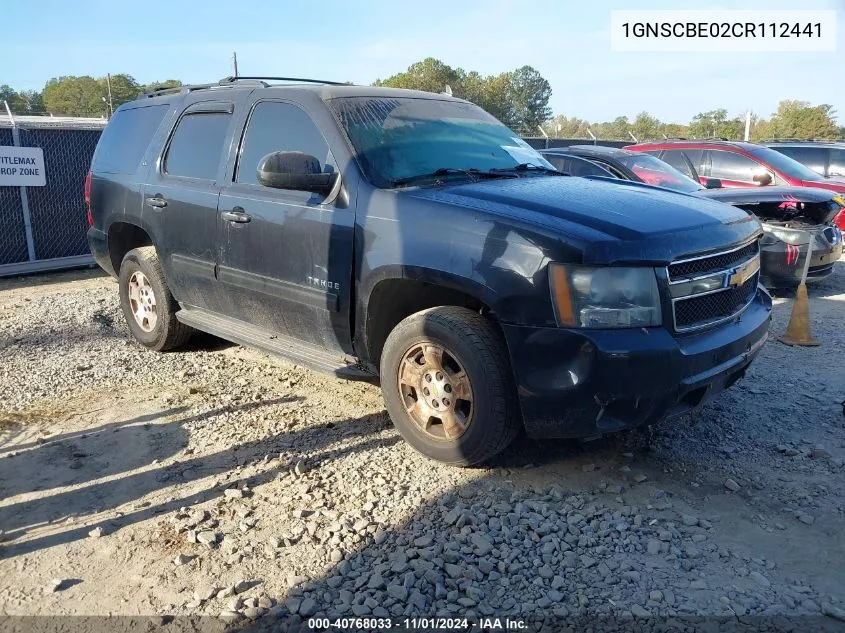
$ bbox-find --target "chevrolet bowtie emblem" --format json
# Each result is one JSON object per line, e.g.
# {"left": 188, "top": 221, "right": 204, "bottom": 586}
{"left": 727, "top": 257, "right": 760, "bottom": 288}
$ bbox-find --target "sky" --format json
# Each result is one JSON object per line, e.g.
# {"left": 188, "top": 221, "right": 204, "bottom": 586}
{"left": 1, "top": 0, "right": 843, "bottom": 124}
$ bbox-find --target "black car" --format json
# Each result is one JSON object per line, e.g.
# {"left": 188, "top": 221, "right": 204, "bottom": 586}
{"left": 542, "top": 146, "right": 844, "bottom": 287}
{"left": 765, "top": 141, "right": 845, "bottom": 180}
{"left": 86, "top": 77, "right": 771, "bottom": 465}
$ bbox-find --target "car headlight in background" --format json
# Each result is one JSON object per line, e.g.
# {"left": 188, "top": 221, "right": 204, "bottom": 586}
{"left": 549, "top": 264, "right": 662, "bottom": 328}
{"left": 762, "top": 224, "right": 809, "bottom": 245}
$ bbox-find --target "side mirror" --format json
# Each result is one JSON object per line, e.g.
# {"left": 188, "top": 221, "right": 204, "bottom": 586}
{"left": 704, "top": 178, "right": 722, "bottom": 189}
{"left": 752, "top": 172, "right": 772, "bottom": 186}
{"left": 257, "top": 151, "right": 338, "bottom": 196}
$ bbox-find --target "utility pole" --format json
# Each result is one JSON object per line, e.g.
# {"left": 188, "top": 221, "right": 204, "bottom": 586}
{"left": 744, "top": 110, "right": 752, "bottom": 142}
{"left": 232, "top": 52, "right": 239, "bottom": 79}
{"left": 106, "top": 73, "right": 114, "bottom": 117}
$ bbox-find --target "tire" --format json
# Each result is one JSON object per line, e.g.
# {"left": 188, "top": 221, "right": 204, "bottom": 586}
{"left": 118, "top": 246, "right": 192, "bottom": 351}
{"left": 380, "top": 306, "right": 521, "bottom": 466}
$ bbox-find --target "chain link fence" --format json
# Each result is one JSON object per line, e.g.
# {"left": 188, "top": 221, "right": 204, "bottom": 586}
{"left": 0, "top": 126, "right": 30, "bottom": 267}
{"left": 0, "top": 115, "right": 105, "bottom": 276}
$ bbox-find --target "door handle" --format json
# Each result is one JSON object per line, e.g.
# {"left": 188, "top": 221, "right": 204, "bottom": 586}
{"left": 146, "top": 196, "right": 167, "bottom": 209}
{"left": 221, "top": 208, "right": 251, "bottom": 223}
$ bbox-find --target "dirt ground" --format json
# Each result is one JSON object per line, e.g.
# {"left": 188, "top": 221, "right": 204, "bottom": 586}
{"left": 0, "top": 259, "right": 843, "bottom": 627}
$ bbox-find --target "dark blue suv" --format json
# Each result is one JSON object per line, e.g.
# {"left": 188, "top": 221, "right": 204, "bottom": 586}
{"left": 86, "top": 77, "right": 771, "bottom": 465}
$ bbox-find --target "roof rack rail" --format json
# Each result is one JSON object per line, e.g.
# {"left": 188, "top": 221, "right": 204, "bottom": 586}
{"left": 661, "top": 138, "right": 744, "bottom": 143}
{"left": 137, "top": 83, "right": 218, "bottom": 99}
{"left": 136, "top": 76, "right": 350, "bottom": 100}
{"left": 218, "top": 75, "right": 348, "bottom": 86}
{"left": 765, "top": 138, "right": 844, "bottom": 143}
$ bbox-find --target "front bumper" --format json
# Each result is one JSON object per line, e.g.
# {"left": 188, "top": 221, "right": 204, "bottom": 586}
{"left": 760, "top": 228, "right": 843, "bottom": 287}
{"left": 502, "top": 287, "right": 772, "bottom": 439}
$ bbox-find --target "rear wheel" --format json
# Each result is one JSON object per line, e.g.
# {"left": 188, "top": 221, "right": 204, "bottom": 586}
{"left": 380, "top": 306, "right": 521, "bottom": 466}
{"left": 118, "top": 247, "right": 192, "bottom": 351}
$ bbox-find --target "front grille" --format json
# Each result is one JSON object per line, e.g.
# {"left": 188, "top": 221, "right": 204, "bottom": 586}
{"left": 674, "top": 272, "right": 759, "bottom": 330}
{"left": 668, "top": 239, "right": 761, "bottom": 332}
{"left": 668, "top": 241, "right": 758, "bottom": 281}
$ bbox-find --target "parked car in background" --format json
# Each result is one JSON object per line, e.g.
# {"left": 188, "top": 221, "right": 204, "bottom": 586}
{"left": 542, "top": 146, "right": 844, "bottom": 288}
{"left": 86, "top": 77, "right": 772, "bottom": 465}
{"left": 541, "top": 145, "right": 722, "bottom": 191}
{"left": 625, "top": 140, "right": 845, "bottom": 230}
{"left": 764, "top": 141, "right": 845, "bottom": 179}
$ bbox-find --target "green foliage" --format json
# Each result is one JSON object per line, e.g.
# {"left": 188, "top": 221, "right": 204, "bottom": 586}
{"left": 374, "top": 57, "right": 462, "bottom": 94}
{"left": 631, "top": 111, "right": 661, "bottom": 142}
{"left": 0, "top": 85, "right": 44, "bottom": 114}
{"left": 42, "top": 76, "right": 106, "bottom": 117}
{"left": 507, "top": 66, "right": 552, "bottom": 133}
{"left": 140, "top": 79, "right": 182, "bottom": 93}
{"left": 2, "top": 69, "right": 841, "bottom": 143}
{"left": 688, "top": 109, "right": 744, "bottom": 139}
{"left": 104, "top": 74, "right": 141, "bottom": 109}
{"left": 374, "top": 58, "right": 552, "bottom": 132}
{"left": 16, "top": 75, "right": 178, "bottom": 117}
{"left": 763, "top": 100, "right": 839, "bottom": 139}
{"left": 539, "top": 100, "right": 840, "bottom": 142}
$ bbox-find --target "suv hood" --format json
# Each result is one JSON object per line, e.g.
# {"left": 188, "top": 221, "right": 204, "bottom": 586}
{"left": 411, "top": 176, "right": 761, "bottom": 265}
{"left": 699, "top": 185, "right": 836, "bottom": 205}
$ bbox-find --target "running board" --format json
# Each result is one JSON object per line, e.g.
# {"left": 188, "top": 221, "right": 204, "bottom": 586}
{"left": 176, "top": 307, "right": 377, "bottom": 382}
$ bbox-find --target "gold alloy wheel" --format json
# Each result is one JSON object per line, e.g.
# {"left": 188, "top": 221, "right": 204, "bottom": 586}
{"left": 127, "top": 271, "right": 158, "bottom": 333}
{"left": 397, "top": 342, "right": 474, "bottom": 440}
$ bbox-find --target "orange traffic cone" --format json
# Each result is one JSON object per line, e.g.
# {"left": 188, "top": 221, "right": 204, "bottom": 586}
{"left": 779, "top": 281, "right": 819, "bottom": 346}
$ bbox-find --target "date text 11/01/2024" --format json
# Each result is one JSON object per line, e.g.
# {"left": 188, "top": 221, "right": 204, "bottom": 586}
{"left": 306, "top": 617, "right": 526, "bottom": 630}
{"left": 621, "top": 22, "right": 823, "bottom": 38}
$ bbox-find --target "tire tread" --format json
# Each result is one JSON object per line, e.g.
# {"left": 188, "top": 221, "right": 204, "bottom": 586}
{"left": 120, "top": 246, "right": 192, "bottom": 351}
{"left": 382, "top": 306, "right": 520, "bottom": 466}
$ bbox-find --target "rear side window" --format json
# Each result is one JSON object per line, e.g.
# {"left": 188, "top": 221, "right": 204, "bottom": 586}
{"left": 659, "top": 151, "right": 695, "bottom": 179}
{"left": 542, "top": 154, "right": 567, "bottom": 171}
{"left": 774, "top": 146, "right": 826, "bottom": 175}
{"left": 829, "top": 148, "right": 845, "bottom": 177}
{"left": 236, "top": 101, "right": 333, "bottom": 185}
{"left": 92, "top": 104, "right": 168, "bottom": 174}
{"left": 662, "top": 149, "right": 703, "bottom": 177}
{"left": 165, "top": 112, "right": 232, "bottom": 180}
{"left": 567, "top": 156, "right": 614, "bottom": 177}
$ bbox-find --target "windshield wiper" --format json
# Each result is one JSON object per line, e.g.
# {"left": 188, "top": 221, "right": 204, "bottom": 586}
{"left": 391, "top": 167, "right": 516, "bottom": 188}
{"left": 488, "top": 163, "right": 565, "bottom": 176}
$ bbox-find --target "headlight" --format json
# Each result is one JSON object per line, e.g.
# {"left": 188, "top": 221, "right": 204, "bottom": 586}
{"left": 549, "top": 263, "right": 662, "bottom": 328}
{"left": 762, "top": 224, "right": 808, "bottom": 245}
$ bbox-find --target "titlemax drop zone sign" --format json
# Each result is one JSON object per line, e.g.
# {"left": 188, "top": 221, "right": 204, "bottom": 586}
{"left": 0, "top": 146, "right": 46, "bottom": 186}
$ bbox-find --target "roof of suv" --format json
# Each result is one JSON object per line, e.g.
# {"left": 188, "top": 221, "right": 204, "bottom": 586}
{"left": 764, "top": 141, "right": 845, "bottom": 147}
{"left": 132, "top": 77, "right": 467, "bottom": 106}
{"left": 628, "top": 140, "right": 762, "bottom": 151}
{"left": 542, "top": 145, "right": 636, "bottom": 158}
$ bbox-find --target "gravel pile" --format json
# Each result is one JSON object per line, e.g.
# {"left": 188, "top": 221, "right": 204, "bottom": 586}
{"left": 0, "top": 265, "right": 843, "bottom": 629}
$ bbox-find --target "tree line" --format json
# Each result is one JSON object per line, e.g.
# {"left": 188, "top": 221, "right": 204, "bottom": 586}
{"left": 0, "top": 75, "right": 181, "bottom": 118}
{"left": 2, "top": 60, "right": 842, "bottom": 141}
{"left": 545, "top": 102, "right": 843, "bottom": 142}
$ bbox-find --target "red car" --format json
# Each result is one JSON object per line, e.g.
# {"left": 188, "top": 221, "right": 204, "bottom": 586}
{"left": 626, "top": 140, "right": 845, "bottom": 229}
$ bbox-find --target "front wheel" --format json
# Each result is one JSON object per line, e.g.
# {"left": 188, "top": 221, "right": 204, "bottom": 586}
{"left": 380, "top": 306, "right": 521, "bottom": 466}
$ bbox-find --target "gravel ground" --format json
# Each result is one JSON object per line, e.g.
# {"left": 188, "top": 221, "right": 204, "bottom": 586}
{"left": 0, "top": 261, "right": 844, "bottom": 630}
